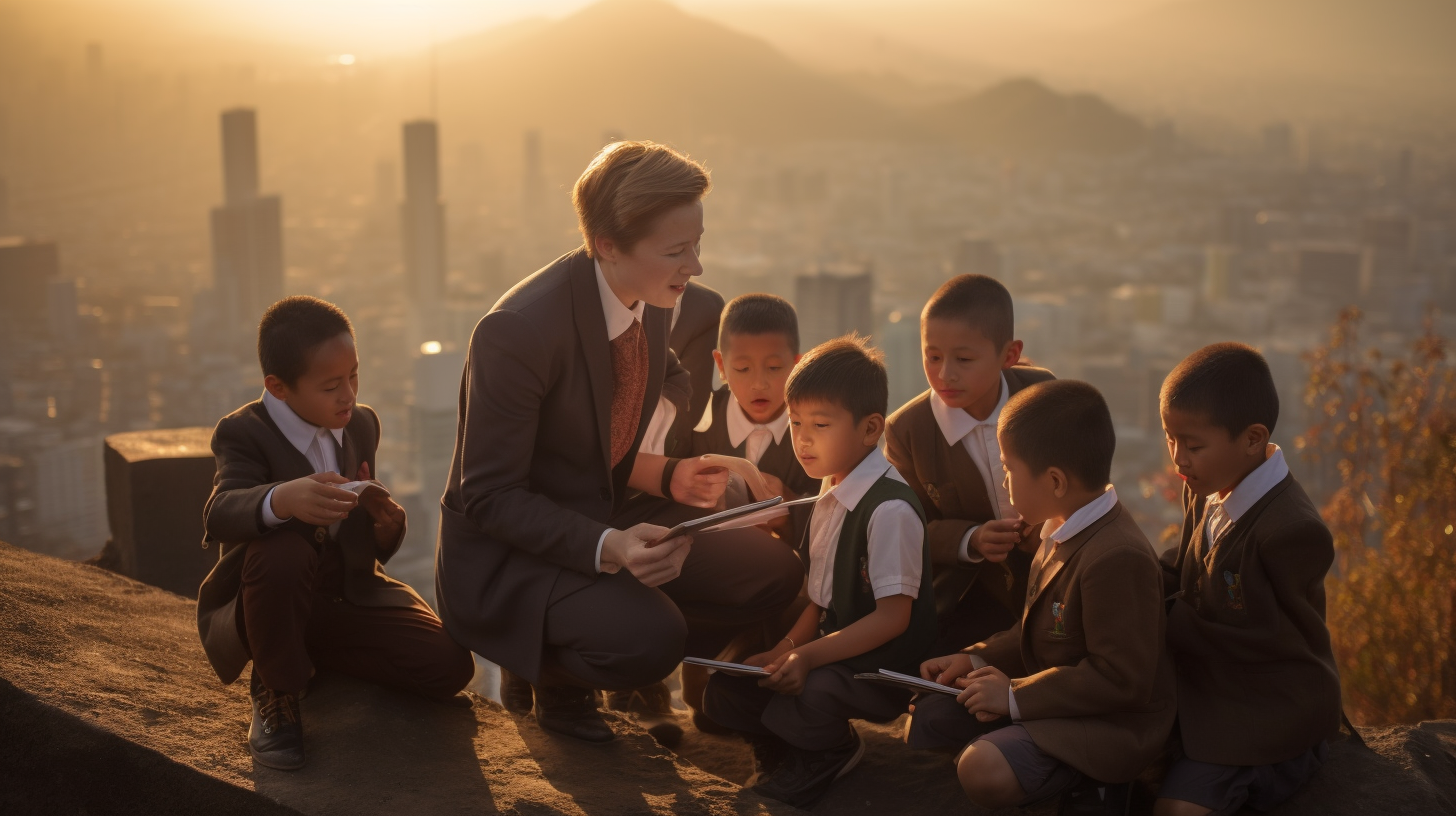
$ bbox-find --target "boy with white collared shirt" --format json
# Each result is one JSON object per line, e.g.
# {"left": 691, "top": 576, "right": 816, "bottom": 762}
{"left": 886, "top": 274, "right": 1055, "bottom": 651}
{"left": 701, "top": 335, "right": 938, "bottom": 809}
{"left": 909, "top": 380, "right": 1175, "bottom": 815}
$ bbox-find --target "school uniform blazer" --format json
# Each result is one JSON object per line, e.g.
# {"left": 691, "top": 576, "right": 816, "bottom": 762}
{"left": 434, "top": 247, "right": 691, "bottom": 684}
{"left": 195, "top": 400, "right": 422, "bottom": 685}
{"left": 884, "top": 364, "right": 1054, "bottom": 616}
{"left": 1160, "top": 475, "right": 1341, "bottom": 766}
{"left": 666, "top": 280, "right": 725, "bottom": 456}
{"left": 968, "top": 503, "right": 1176, "bottom": 784}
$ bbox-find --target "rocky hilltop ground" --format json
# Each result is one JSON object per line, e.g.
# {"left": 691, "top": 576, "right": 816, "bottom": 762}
{"left": 1, "top": 541, "right": 1453, "bottom": 816}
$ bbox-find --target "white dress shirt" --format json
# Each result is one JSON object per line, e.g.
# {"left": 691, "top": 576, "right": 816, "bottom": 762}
{"left": 260, "top": 390, "right": 347, "bottom": 534}
{"left": 929, "top": 375, "right": 1014, "bottom": 563}
{"left": 806, "top": 447, "right": 924, "bottom": 608}
{"left": 1009, "top": 484, "right": 1119, "bottom": 720}
{"left": 1202, "top": 445, "right": 1289, "bottom": 557}
{"left": 593, "top": 259, "right": 659, "bottom": 573}
{"left": 724, "top": 396, "right": 790, "bottom": 466}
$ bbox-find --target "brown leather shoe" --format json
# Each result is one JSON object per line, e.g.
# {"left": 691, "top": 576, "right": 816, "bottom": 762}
{"left": 248, "top": 670, "right": 304, "bottom": 771}
{"left": 603, "top": 680, "right": 673, "bottom": 716}
{"left": 534, "top": 685, "right": 615, "bottom": 743}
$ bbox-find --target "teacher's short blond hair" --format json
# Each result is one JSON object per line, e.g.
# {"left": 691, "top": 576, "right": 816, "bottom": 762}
{"left": 573, "top": 140, "right": 711, "bottom": 259}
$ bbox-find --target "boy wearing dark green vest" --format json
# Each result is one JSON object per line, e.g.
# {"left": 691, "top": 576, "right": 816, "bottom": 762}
{"left": 701, "top": 335, "right": 937, "bottom": 809}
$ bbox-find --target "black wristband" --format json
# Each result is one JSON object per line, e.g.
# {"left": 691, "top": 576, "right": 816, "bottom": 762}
{"left": 661, "top": 457, "right": 682, "bottom": 499}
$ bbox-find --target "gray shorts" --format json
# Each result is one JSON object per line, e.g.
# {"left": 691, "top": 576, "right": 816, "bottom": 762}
{"left": 1158, "top": 742, "right": 1327, "bottom": 815}
{"left": 974, "top": 725, "right": 1084, "bottom": 806}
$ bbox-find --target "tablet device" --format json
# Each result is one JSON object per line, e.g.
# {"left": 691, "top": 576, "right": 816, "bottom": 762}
{"left": 682, "top": 657, "right": 769, "bottom": 677}
{"left": 645, "top": 495, "right": 784, "bottom": 547}
{"left": 852, "top": 669, "right": 960, "bottom": 696}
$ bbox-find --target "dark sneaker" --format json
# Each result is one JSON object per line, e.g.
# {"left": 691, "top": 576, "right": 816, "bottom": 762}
{"left": 534, "top": 685, "right": 615, "bottom": 743}
{"left": 1059, "top": 781, "right": 1132, "bottom": 815}
{"left": 746, "top": 734, "right": 789, "bottom": 788}
{"left": 752, "top": 727, "right": 864, "bottom": 809}
{"left": 248, "top": 672, "right": 304, "bottom": 771}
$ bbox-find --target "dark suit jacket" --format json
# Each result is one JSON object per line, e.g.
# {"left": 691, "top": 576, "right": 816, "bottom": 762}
{"left": 665, "top": 280, "right": 725, "bottom": 456}
{"left": 970, "top": 503, "right": 1176, "bottom": 784}
{"left": 434, "top": 247, "right": 691, "bottom": 684}
{"left": 195, "top": 400, "right": 421, "bottom": 685}
{"left": 1161, "top": 475, "right": 1342, "bottom": 766}
{"left": 884, "top": 365, "right": 1055, "bottom": 618}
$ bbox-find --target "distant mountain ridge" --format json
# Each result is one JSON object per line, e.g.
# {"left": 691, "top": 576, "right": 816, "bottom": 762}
{"left": 438, "top": 0, "right": 1154, "bottom": 154}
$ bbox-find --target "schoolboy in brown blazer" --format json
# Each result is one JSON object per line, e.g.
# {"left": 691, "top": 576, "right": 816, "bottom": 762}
{"left": 886, "top": 275, "right": 1053, "bottom": 650}
{"left": 1156, "top": 344, "right": 1341, "bottom": 816}
{"left": 909, "top": 381, "right": 1175, "bottom": 814}
{"left": 197, "top": 297, "right": 472, "bottom": 771}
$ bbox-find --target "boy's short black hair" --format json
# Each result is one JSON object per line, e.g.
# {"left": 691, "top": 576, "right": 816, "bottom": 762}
{"left": 1160, "top": 342, "right": 1279, "bottom": 437}
{"left": 923, "top": 274, "right": 1014, "bottom": 349}
{"left": 999, "top": 380, "right": 1115, "bottom": 489}
{"left": 719, "top": 293, "right": 800, "bottom": 354}
{"left": 785, "top": 333, "right": 887, "bottom": 422}
{"left": 257, "top": 296, "right": 354, "bottom": 387}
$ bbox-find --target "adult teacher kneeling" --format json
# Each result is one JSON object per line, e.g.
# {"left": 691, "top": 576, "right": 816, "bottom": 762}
{"left": 436, "top": 141, "right": 804, "bottom": 742}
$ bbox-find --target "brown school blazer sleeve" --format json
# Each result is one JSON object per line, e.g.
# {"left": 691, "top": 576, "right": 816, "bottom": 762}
{"left": 457, "top": 308, "right": 609, "bottom": 576}
{"left": 1159, "top": 484, "right": 1200, "bottom": 598}
{"left": 203, "top": 414, "right": 281, "bottom": 545}
{"left": 884, "top": 417, "right": 977, "bottom": 566}
{"left": 1012, "top": 546, "right": 1166, "bottom": 720}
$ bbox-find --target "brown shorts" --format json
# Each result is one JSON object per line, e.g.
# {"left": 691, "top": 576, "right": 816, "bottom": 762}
{"left": 1158, "top": 741, "right": 1327, "bottom": 815}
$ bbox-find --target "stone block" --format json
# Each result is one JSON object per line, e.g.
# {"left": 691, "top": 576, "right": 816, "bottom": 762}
{"left": 103, "top": 427, "right": 215, "bottom": 597}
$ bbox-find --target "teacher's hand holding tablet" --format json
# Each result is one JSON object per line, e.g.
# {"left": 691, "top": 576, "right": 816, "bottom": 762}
{"left": 600, "top": 523, "right": 692, "bottom": 587}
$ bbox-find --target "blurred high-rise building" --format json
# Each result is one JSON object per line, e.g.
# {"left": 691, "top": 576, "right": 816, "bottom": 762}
{"left": 209, "top": 108, "right": 283, "bottom": 328}
{"left": 0, "top": 237, "right": 59, "bottom": 335}
{"left": 401, "top": 120, "right": 446, "bottom": 310}
{"left": 411, "top": 343, "right": 464, "bottom": 558}
{"left": 795, "top": 262, "right": 874, "bottom": 349}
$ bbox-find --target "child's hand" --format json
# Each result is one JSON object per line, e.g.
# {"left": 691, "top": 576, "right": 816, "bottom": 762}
{"left": 956, "top": 666, "right": 1012, "bottom": 721}
{"left": 670, "top": 457, "right": 731, "bottom": 508}
{"left": 921, "top": 652, "right": 976, "bottom": 685}
{"left": 367, "top": 495, "right": 406, "bottom": 548}
{"left": 761, "top": 473, "right": 793, "bottom": 500}
{"left": 759, "top": 651, "right": 810, "bottom": 695}
{"left": 970, "top": 519, "right": 1024, "bottom": 562}
{"left": 271, "top": 473, "right": 357, "bottom": 526}
{"left": 743, "top": 640, "right": 792, "bottom": 668}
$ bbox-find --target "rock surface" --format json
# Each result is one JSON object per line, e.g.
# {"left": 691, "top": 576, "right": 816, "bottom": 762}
{"left": 2, "top": 541, "right": 1455, "bottom": 816}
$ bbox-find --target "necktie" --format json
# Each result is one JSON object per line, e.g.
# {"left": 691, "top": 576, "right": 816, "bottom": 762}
{"left": 1028, "top": 539, "right": 1059, "bottom": 594}
{"left": 609, "top": 319, "right": 648, "bottom": 468}
{"left": 1202, "top": 500, "right": 1230, "bottom": 561}
{"left": 746, "top": 426, "right": 773, "bottom": 466}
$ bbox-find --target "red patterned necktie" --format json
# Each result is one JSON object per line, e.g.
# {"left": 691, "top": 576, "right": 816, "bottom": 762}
{"left": 608, "top": 319, "right": 648, "bottom": 468}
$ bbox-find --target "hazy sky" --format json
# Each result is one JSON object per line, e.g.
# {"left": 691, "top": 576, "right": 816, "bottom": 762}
{"left": 47, "top": 0, "right": 1187, "bottom": 56}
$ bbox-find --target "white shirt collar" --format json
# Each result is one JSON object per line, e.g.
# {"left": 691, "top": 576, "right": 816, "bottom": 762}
{"left": 1210, "top": 445, "right": 1289, "bottom": 524}
{"left": 262, "top": 390, "right": 344, "bottom": 456}
{"left": 820, "top": 446, "right": 895, "bottom": 513}
{"left": 929, "top": 374, "right": 1009, "bottom": 447}
{"left": 594, "top": 258, "right": 646, "bottom": 341}
{"left": 725, "top": 396, "right": 790, "bottom": 448}
{"left": 1042, "top": 485, "right": 1119, "bottom": 544}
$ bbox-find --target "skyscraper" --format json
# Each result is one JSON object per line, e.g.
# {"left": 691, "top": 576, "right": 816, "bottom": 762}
{"left": 209, "top": 108, "right": 283, "bottom": 327}
{"left": 401, "top": 120, "right": 446, "bottom": 309}
{"left": 0, "top": 237, "right": 59, "bottom": 335}
{"left": 795, "top": 262, "right": 874, "bottom": 349}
